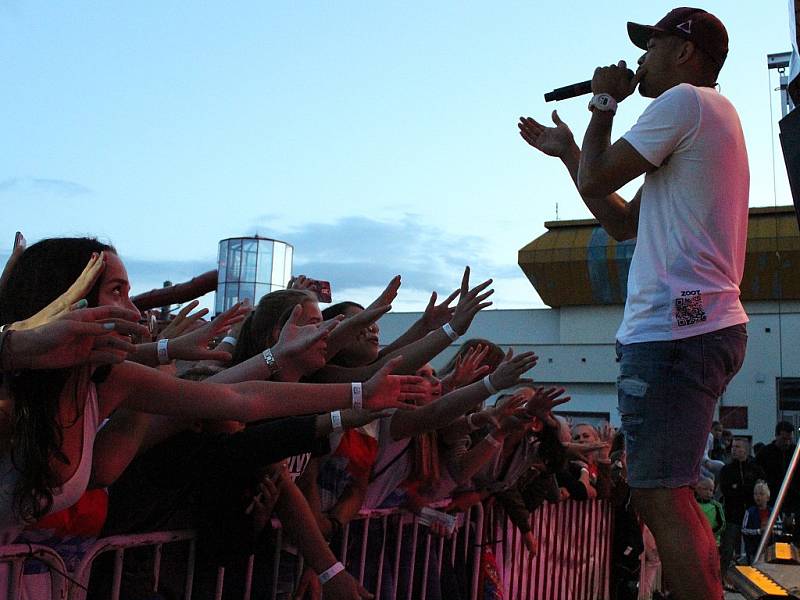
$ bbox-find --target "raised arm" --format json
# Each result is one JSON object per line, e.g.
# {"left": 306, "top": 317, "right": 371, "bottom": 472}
{"left": 378, "top": 289, "right": 459, "bottom": 358}
{"left": 206, "top": 305, "right": 338, "bottom": 384}
{"left": 389, "top": 350, "right": 538, "bottom": 440}
{"left": 313, "top": 266, "right": 494, "bottom": 382}
{"left": 129, "top": 301, "right": 249, "bottom": 367}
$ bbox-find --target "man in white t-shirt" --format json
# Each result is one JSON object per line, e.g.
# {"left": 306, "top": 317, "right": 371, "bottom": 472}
{"left": 518, "top": 8, "right": 748, "bottom": 599}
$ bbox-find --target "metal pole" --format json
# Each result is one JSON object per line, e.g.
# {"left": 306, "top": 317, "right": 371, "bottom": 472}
{"left": 754, "top": 431, "right": 800, "bottom": 563}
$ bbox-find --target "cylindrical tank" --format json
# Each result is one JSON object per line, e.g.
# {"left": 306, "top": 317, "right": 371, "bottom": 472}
{"left": 215, "top": 236, "right": 294, "bottom": 313}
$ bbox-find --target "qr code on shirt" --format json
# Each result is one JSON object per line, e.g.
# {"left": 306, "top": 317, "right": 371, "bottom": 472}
{"left": 675, "top": 290, "right": 707, "bottom": 326}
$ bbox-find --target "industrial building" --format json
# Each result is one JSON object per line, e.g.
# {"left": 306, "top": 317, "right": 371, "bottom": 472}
{"left": 380, "top": 205, "right": 800, "bottom": 445}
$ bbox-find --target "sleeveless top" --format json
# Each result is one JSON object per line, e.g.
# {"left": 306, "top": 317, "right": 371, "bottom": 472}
{"left": 0, "top": 382, "right": 101, "bottom": 542}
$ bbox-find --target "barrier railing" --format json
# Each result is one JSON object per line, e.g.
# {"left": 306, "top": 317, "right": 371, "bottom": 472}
{"left": 70, "top": 529, "right": 197, "bottom": 600}
{"left": 0, "top": 498, "right": 614, "bottom": 599}
{"left": 488, "top": 499, "right": 614, "bottom": 600}
{"left": 0, "top": 543, "right": 71, "bottom": 600}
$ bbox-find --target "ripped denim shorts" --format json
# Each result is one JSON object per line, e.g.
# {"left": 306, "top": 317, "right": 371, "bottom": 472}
{"left": 616, "top": 324, "right": 747, "bottom": 488}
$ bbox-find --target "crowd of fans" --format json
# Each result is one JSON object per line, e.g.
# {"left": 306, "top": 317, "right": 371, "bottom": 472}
{"left": 0, "top": 235, "right": 612, "bottom": 600}
{"left": 0, "top": 235, "right": 796, "bottom": 600}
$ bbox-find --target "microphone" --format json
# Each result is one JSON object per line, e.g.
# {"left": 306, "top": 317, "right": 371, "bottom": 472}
{"left": 544, "top": 69, "right": 634, "bottom": 102}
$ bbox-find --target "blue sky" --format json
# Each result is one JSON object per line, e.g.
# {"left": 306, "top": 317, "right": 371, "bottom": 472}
{"left": 0, "top": 1, "right": 793, "bottom": 312}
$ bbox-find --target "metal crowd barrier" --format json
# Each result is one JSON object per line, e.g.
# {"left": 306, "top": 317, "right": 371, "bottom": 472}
{"left": 70, "top": 529, "right": 197, "bottom": 600}
{"left": 0, "top": 543, "right": 71, "bottom": 600}
{"left": 489, "top": 499, "right": 614, "bottom": 600}
{"left": 334, "top": 502, "right": 484, "bottom": 600}
{"left": 0, "top": 499, "right": 615, "bottom": 599}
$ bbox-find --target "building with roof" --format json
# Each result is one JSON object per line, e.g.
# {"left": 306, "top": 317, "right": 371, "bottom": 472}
{"left": 380, "top": 205, "right": 800, "bottom": 444}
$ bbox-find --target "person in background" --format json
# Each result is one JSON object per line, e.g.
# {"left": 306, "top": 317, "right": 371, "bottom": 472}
{"left": 756, "top": 421, "right": 799, "bottom": 514}
{"left": 695, "top": 476, "right": 725, "bottom": 550}
{"left": 719, "top": 438, "right": 765, "bottom": 571}
{"left": 709, "top": 421, "right": 725, "bottom": 461}
{"left": 742, "top": 481, "right": 782, "bottom": 564}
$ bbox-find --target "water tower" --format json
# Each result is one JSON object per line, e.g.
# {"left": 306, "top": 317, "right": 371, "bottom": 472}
{"left": 215, "top": 236, "right": 294, "bottom": 313}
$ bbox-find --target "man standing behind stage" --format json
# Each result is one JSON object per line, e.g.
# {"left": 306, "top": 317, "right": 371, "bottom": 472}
{"left": 519, "top": 8, "right": 748, "bottom": 600}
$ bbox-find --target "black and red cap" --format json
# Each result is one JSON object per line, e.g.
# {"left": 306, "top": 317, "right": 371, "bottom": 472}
{"left": 627, "top": 7, "right": 728, "bottom": 68}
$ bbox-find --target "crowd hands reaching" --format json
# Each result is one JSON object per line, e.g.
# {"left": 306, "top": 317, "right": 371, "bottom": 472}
{"left": 0, "top": 235, "right": 620, "bottom": 600}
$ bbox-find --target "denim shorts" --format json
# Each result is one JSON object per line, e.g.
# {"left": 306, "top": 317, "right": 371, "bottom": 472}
{"left": 616, "top": 324, "right": 747, "bottom": 489}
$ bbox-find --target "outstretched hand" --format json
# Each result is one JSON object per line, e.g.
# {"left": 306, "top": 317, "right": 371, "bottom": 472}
{"left": 367, "top": 275, "right": 401, "bottom": 311}
{"left": 273, "top": 304, "right": 340, "bottom": 371}
{"left": 487, "top": 349, "right": 538, "bottom": 392}
{"left": 524, "top": 386, "right": 570, "bottom": 428}
{"left": 157, "top": 300, "right": 209, "bottom": 340}
{"left": 166, "top": 301, "right": 250, "bottom": 362}
{"left": 518, "top": 111, "right": 576, "bottom": 160}
{"left": 363, "top": 357, "right": 426, "bottom": 411}
{"left": 448, "top": 267, "right": 494, "bottom": 336}
{"left": 4, "top": 306, "right": 147, "bottom": 370}
{"left": 441, "top": 343, "right": 492, "bottom": 393}
{"left": 421, "top": 290, "right": 458, "bottom": 332}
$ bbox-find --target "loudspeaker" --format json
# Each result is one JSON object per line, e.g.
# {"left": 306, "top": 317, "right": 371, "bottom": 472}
{"left": 780, "top": 107, "right": 800, "bottom": 232}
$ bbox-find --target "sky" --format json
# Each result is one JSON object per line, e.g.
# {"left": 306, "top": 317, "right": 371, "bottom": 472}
{"left": 0, "top": 1, "right": 794, "bottom": 314}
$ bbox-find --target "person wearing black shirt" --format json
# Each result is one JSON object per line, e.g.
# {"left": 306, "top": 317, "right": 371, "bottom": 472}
{"left": 719, "top": 438, "right": 765, "bottom": 572}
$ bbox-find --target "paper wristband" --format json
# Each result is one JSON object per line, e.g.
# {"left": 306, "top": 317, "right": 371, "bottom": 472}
{"left": 318, "top": 561, "right": 345, "bottom": 584}
{"left": 482, "top": 375, "right": 498, "bottom": 395}
{"left": 221, "top": 336, "right": 238, "bottom": 347}
{"left": 442, "top": 322, "right": 459, "bottom": 341}
{"left": 330, "top": 410, "right": 344, "bottom": 432}
{"left": 351, "top": 382, "right": 363, "bottom": 410}
{"left": 157, "top": 338, "right": 170, "bottom": 365}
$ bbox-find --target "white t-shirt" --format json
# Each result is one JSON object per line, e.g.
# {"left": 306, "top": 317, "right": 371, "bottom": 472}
{"left": 618, "top": 83, "right": 750, "bottom": 344}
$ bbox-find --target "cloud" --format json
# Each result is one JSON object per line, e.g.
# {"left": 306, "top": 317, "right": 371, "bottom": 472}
{"left": 0, "top": 177, "right": 92, "bottom": 197}
{"left": 249, "top": 213, "right": 539, "bottom": 309}
{"left": 249, "top": 214, "right": 522, "bottom": 297}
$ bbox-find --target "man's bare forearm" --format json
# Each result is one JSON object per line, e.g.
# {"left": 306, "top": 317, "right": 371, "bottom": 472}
{"left": 561, "top": 115, "right": 636, "bottom": 241}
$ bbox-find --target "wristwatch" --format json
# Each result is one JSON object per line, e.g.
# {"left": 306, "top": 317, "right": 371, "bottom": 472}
{"left": 588, "top": 93, "right": 617, "bottom": 115}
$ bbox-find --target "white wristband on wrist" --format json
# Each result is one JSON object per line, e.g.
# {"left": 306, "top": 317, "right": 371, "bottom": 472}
{"left": 157, "top": 338, "right": 170, "bottom": 365}
{"left": 330, "top": 410, "right": 344, "bottom": 432}
{"left": 221, "top": 336, "right": 238, "bottom": 347}
{"left": 318, "top": 561, "right": 345, "bottom": 584}
{"left": 442, "top": 322, "right": 460, "bottom": 342}
{"left": 351, "top": 382, "right": 363, "bottom": 410}
{"left": 482, "top": 375, "right": 498, "bottom": 395}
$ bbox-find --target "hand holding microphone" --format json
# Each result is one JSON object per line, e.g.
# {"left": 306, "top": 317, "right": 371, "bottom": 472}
{"left": 591, "top": 60, "right": 641, "bottom": 103}
{"left": 544, "top": 60, "right": 640, "bottom": 102}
